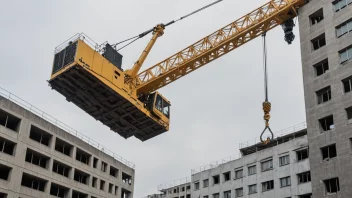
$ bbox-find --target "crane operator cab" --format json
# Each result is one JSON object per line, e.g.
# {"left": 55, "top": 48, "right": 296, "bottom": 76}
{"left": 145, "top": 92, "right": 170, "bottom": 119}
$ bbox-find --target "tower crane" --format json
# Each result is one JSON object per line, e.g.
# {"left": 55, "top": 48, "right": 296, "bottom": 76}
{"left": 48, "top": 0, "right": 306, "bottom": 141}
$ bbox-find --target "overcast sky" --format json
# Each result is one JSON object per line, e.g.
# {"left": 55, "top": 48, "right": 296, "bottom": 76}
{"left": 0, "top": 0, "right": 306, "bottom": 197}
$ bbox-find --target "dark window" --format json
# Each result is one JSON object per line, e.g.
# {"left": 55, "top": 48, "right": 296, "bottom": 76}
{"left": 224, "top": 190, "right": 231, "bottom": 198}
{"left": 115, "top": 186, "right": 118, "bottom": 195}
{"left": 333, "top": 0, "right": 352, "bottom": 12}
{"left": 297, "top": 149, "right": 309, "bottom": 161}
{"left": 52, "top": 160, "right": 71, "bottom": 178}
{"left": 0, "top": 192, "right": 7, "bottom": 198}
{"left": 122, "top": 172, "right": 132, "bottom": 185}
{"left": 109, "top": 183, "right": 113, "bottom": 193}
{"left": 203, "top": 179, "right": 209, "bottom": 187}
{"left": 299, "top": 194, "right": 312, "bottom": 198}
{"left": 213, "top": 193, "right": 219, "bottom": 198}
{"left": 74, "top": 169, "right": 89, "bottom": 185}
{"left": 0, "top": 137, "right": 16, "bottom": 155}
{"left": 121, "top": 188, "right": 132, "bottom": 198}
{"left": 223, "top": 171, "right": 230, "bottom": 182}
{"left": 50, "top": 183, "right": 69, "bottom": 198}
{"left": 342, "top": 75, "right": 352, "bottom": 93}
{"left": 321, "top": 144, "right": 337, "bottom": 160}
{"left": 316, "top": 86, "right": 331, "bottom": 104}
{"left": 0, "top": 109, "right": 21, "bottom": 132}
{"left": 298, "top": 172, "right": 311, "bottom": 184}
{"left": 311, "top": 34, "right": 326, "bottom": 50}
{"left": 72, "top": 190, "right": 88, "bottom": 198}
{"left": 0, "top": 163, "right": 12, "bottom": 181}
{"left": 213, "top": 175, "right": 219, "bottom": 185}
{"left": 92, "top": 177, "right": 98, "bottom": 188}
{"left": 25, "top": 148, "right": 50, "bottom": 169}
{"left": 21, "top": 173, "right": 47, "bottom": 192}
{"left": 186, "top": 186, "right": 190, "bottom": 190}
{"left": 101, "top": 161, "right": 107, "bottom": 172}
{"left": 346, "top": 106, "right": 352, "bottom": 120}
{"left": 100, "top": 180, "right": 105, "bottom": 191}
{"left": 309, "top": 8, "right": 324, "bottom": 25}
{"left": 194, "top": 182, "right": 199, "bottom": 190}
{"left": 319, "top": 115, "right": 334, "bottom": 131}
{"left": 186, "top": 195, "right": 190, "bottom": 198}
{"left": 324, "top": 178, "right": 340, "bottom": 194}
{"left": 93, "top": 157, "right": 98, "bottom": 168}
{"left": 75, "top": 148, "right": 91, "bottom": 165}
{"left": 262, "top": 180, "right": 274, "bottom": 192}
{"left": 29, "top": 125, "right": 52, "bottom": 146}
{"left": 181, "top": 187, "right": 185, "bottom": 191}
{"left": 54, "top": 138, "right": 72, "bottom": 156}
{"left": 110, "top": 166, "right": 118, "bottom": 177}
{"left": 314, "top": 59, "right": 329, "bottom": 76}
{"left": 173, "top": 188, "right": 177, "bottom": 193}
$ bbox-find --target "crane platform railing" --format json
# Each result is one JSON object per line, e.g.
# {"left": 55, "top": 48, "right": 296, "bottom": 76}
{"left": 0, "top": 86, "right": 135, "bottom": 169}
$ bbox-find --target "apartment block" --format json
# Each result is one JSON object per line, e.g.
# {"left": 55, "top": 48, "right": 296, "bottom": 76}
{"left": 159, "top": 181, "right": 191, "bottom": 198}
{"left": 298, "top": 0, "right": 352, "bottom": 197}
{"left": 0, "top": 94, "right": 135, "bottom": 198}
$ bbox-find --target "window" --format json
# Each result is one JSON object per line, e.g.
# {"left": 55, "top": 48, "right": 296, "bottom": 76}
{"left": 181, "top": 187, "right": 185, "bottom": 192}
{"left": 74, "top": 169, "right": 89, "bottom": 185}
{"left": 339, "top": 46, "right": 352, "bottom": 63}
{"left": 346, "top": 106, "right": 352, "bottom": 121}
{"left": 321, "top": 144, "right": 337, "bottom": 160}
{"left": 224, "top": 190, "right": 231, "bottom": 198}
{"left": 101, "top": 161, "right": 107, "bottom": 172}
{"left": 280, "top": 176, "right": 291, "bottom": 187}
{"left": 52, "top": 160, "right": 71, "bottom": 178}
{"left": 92, "top": 177, "right": 98, "bottom": 188}
{"left": 203, "top": 179, "right": 209, "bottom": 187}
{"left": 314, "top": 59, "right": 329, "bottom": 76}
{"left": 309, "top": 8, "right": 324, "bottom": 25}
{"left": 110, "top": 166, "right": 118, "bottom": 177}
{"left": 212, "top": 175, "right": 219, "bottom": 185}
{"left": 319, "top": 115, "right": 334, "bottom": 131}
{"left": 50, "top": 183, "right": 69, "bottom": 198}
{"left": 75, "top": 148, "right": 91, "bottom": 165}
{"left": 223, "top": 171, "right": 230, "bottom": 182}
{"left": 298, "top": 172, "right": 311, "bottom": 184}
{"left": 248, "top": 184, "right": 257, "bottom": 194}
{"left": 29, "top": 125, "right": 52, "bottom": 146}
{"left": 333, "top": 0, "right": 352, "bottom": 12}
{"left": 100, "top": 180, "right": 106, "bottom": 191}
{"left": 187, "top": 195, "right": 190, "bottom": 198}
{"left": 311, "top": 34, "right": 326, "bottom": 50}
{"left": 248, "top": 165, "right": 256, "bottom": 175}
{"left": 121, "top": 189, "right": 132, "bottom": 198}
{"left": 0, "top": 109, "right": 21, "bottom": 132}
{"left": 72, "top": 190, "right": 88, "bottom": 198}
{"left": 186, "top": 185, "right": 190, "bottom": 190}
{"left": 212, "top": 193, "right": 219, "bottom": 198}
{"left": 25, "top": 148, "right": 50, "bottom": 169}
{"left": 203, "top": 196, "right": 209, "bottom": 198}
{"left": 115, "top": 186, "right": 118, "bottom": 195}
{"left": 316, "top": 86, "right": 331, "bottom": 104}
{"left": 173, "top": 188, "right": 177, "bottom": 193}
{"left": 279, "top": 155, "right": 290, "bottom": 166}
{"left": 297, "top": 149, "right": 309, "bottom": 161}
{"left": 299, "top": 194, "right": 312, "bottom": 198}
{"left": 336, "top": 19, "right": 352, "bottom": 37}
{"left": 342, "top": 75, "right": 352, "bottom": 93}
{"left": 109, "top": 183, "right": 113, "bottom": 193}
{"left": 194, "top": 182, "right": 199, "bottom": 190}
{"left": 21, "top": 173, "right": 47, "bottom": 192}
{"left": 324, "top": 178, "right": 340, "bottom": 194}
{"left": 0, "top": 137, "right": 16, "bottom": 155}
{"left": 261, "top": 159, "right": 273, "bottom": 172}
{"left": 122, "top": 172, "right": 132, "bottom": 185}
{"left": 93, "top": 157, "right": 98, "bottom": 168}
{"left": 235, "top": 188, "right": 243, "bottom": 197}
{"left": 235, "top": 169, "right": 243, "bottom": 179}
{"left": 0, "top": 192, "right": 7, "bottom": 198}
{"left": 54, "top": 138, "right": 72, "bottom": 156}
{"left": 0, "top": 163, "right": 12, "bottom": 181}
{"left": 262, "top": 180, "right": 274, "bottom": 192}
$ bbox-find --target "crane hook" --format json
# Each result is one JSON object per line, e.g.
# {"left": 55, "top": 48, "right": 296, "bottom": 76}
{"left": 260, "top": 101, "right": 274, "bottom": 144}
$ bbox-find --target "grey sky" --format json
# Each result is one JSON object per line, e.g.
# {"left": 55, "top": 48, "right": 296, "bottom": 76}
{"left": 0, "top": 0, "right": 306, "bottom": 197}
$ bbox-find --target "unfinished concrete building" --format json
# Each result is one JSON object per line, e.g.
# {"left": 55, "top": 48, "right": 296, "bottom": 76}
{"left": 0, "top": 92, "right": 135, "bottom": 198}
{"left": 298, "top": 0, "right": 352, "bottom": 197}
{"left": 158, "top": 178, "right": 191, "bottom": 198}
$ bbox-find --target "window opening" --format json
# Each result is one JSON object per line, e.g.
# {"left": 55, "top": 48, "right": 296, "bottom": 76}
{"left": 321, "top": 144, "right": 337, "bottom": 160}
{"left": 212, "top": 175, "right": 219, "bottom": 184}
{"left": 314, "top": 59, "right": 329, "bottom": 76}
{"left": 235, "top": 188, "right": 243, "bottom": 197}
{"left": 52, "top": 160, "right": 71, "bottom": 178}
{"left": 316, "top": 86, "right": 331, "bottom": 104}
{"left": 342, "top": 75, "right": 352, "bottom": 93}
{"left": 25, "top": 148, "right": 49, "bottom": 169}
{"left": 0, "top": 163, "right": 11, "bottom": 181}
{"left": 319, "top": 115, "right": 334, "bottom": 131}
{"left": 54, "top": 138, "right": 72, "bottom": 156}
{"left": 235, "top": 169, "right": 243, "bottom": 179}
{"left": 101, "top": 161, "right": 107, "bottom": 172}
{"left": 29, "top": 125, "right": 52, "bottom": 146}
{"left": 0, "top": 109, "right": 21, "bottom": 132}
{"left": 309, "top": 9, "right": 324, "bottom": 25}
{"left": 223, "top": 171, "right": 230, "bottom": 182}
{"left": 262, "top": 180, "right": 274, "bottom": 192}
{"left": 72, "top": 190, "right": 88, "bottom": 198}
{"left": 50, "top": 183, "right": 69, "bottom": 198}
{"left": 311, "top": 34, "right": 326, "bottom": 50}
{"left": 75, "top": 148, "right": 91, "bottom": 165}
{"left": 110, "top": 166, "right": 118, "bottom": 177}
{"left": 100, "top": 180, "right": 106, "bottom": 191}
{"left": 297, "top": 149, "right": 309, "bottom": 161}
{"left": 280, "top": 176, "right": 291, "bottom": 187}
{"left": 21, "top": 173, "right": 47, "bottom": 192}
{"left": 203, "top": 179, "right": 209, "bottom": 188}
{"left": 122, "top": 172, "right": 132, "bottom": 185}
{"left": 298, "top": 172, "right": 311, "bottom": 184}
{"left": 324, "top": 178, "right": 340, "bottom": 194}
{"left": 0, "top": 137, "right": 16, "bottom": 155}
{"left": 74, "top": 169, "right": 89, "bottom": 185}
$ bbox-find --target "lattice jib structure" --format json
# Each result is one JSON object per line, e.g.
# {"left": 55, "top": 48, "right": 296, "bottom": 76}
{"left": 132, "top": 0, "right": 305, "bottom": 95}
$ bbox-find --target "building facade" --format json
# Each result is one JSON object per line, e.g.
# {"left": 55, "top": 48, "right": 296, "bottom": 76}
{"left": 159, "top": 182, "right": 191, "bottom": 198}
{"left": 0, "top": 94, "right": 135, "bottom": 198}
{"left": 298, "top": 0, "right": 352, "bottom": 197}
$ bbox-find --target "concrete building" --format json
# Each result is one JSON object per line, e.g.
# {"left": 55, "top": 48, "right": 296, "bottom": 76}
{"left": 191, "top": 129, "right": 311, "bottom": 198}
{"left": 158, "top": 178, "right": 191, "bottom": 198}
{"left": 298, "top": 0, "right": 352, "bottom": 197}
{"left": 0, "top": 91, "right": 135, "bottom": 198}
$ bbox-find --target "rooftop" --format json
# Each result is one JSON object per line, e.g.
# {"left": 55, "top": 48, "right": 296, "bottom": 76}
{"left": 0, "top": 86, "right": 135, "bottom": 169}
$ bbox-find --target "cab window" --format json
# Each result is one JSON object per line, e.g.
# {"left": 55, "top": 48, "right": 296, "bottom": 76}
{"left": 155, "top": 94, "right": 170, "bottom": 118}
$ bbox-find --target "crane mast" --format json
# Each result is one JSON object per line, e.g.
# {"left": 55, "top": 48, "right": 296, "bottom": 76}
{"left": 132, "top": 0, "right": 305, "bottom": 95}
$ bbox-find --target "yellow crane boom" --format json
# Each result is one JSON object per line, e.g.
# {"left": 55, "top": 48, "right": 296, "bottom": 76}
{"left": 48, "top": 0, "right": 306, "bottom": 141}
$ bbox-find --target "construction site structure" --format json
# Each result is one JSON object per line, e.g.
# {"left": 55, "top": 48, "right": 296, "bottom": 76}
{"left": 48, "top": 0, "right": 306, "bottom": 141}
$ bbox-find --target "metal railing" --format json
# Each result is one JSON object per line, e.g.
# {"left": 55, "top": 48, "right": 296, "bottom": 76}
{"left": 157, "top": 176, "right": 191, "bottom": 191}
{"left": 239, "top": 121, "right": 307, "bottom": 149}
{"left": 0, "top": 86, "right": 135, "bottom": 169}
{"left": 54, "top": 33, "right": 105, "bottom": 54}
{"left": 191, "top": 154, "right": 241, "bottom": 175}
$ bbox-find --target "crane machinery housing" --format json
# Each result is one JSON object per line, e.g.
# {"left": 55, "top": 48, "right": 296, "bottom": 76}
{"left": 48, "top": 0, "right": 306, "bottom": 141}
